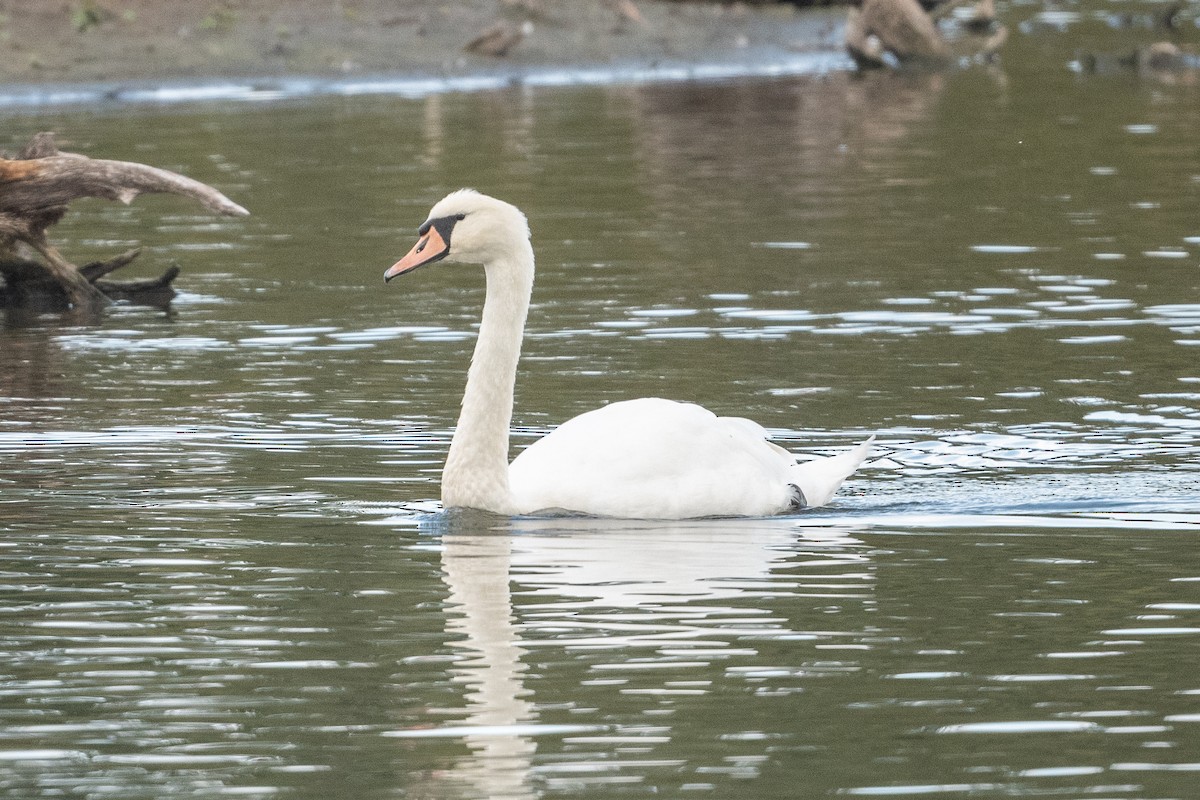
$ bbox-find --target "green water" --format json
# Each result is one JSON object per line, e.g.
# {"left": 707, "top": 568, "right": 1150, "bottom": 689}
{"left": 2, "top": 3, "right": 1200, "bottom": 797}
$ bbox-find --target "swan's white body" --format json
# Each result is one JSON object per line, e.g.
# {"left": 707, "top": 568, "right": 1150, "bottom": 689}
{"left": 509, "top": 398, "right": 871, "bottom": 517}
{"left": 386, "top": 189, "right": 871, "bottom": 519}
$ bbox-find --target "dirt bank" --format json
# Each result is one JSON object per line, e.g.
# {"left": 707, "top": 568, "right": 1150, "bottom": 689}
{"left": 0, "top": 1, "right": 844, "bottom": 86}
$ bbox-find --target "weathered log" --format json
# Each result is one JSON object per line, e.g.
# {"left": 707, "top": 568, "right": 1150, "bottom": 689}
{"left": 0, "top": 248, "right": 178, "bottom": 310}
{"left": 0, "top": 132, "right": 248, "bottom": 310}
{"left": 0, "top": 153, "right": 249, "bottom": 218}
{"left": 80, "top": 247, "right": 143, "bottom": 281}
{"left": 96, "top": 264, "right": 182, "bottom": 306}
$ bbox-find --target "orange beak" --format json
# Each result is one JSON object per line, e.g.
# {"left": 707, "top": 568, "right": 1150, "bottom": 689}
{"left": 384, "top": 223, "right": 450, "bottom": 282}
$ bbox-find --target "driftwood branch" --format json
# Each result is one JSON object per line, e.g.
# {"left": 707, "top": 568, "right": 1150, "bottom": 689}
{"left": 0, "top": 131, "right": 248, "bottom": 310}
{"left": 80, "top": 247, "right": 143, "bottom": 281}
{"left": 0, "top": 154, "right": 249, "bottom": 218}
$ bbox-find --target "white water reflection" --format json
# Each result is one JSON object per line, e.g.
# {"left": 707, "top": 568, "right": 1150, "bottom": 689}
{"left": 0, "top": 52, "right": 854, "bottom": 111}
{"left": 436, "top": 531, "right": 537, "bottom": 800}
{"left": 39, "top": 283, "right": 1200, "bottom": 355}
{"left": 420, "top": 515, "right": 872, "bottom": 795}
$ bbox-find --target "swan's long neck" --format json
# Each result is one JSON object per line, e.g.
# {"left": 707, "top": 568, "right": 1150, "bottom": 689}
{"left": 441, "top": 241, "right": 534, "bottom": 514}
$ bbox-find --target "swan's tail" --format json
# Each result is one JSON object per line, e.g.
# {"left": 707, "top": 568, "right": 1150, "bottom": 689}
{"left": 789, "top": 436, "right": 875, "bottom": 509}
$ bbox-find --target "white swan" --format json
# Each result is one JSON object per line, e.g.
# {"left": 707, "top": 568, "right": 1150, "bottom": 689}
{"left": 385, "top": 189, "right": 872, "bottom": 519}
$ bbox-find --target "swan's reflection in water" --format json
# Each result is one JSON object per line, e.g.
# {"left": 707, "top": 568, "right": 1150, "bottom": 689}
{"left": 439, "top": 529, "right": 537, "bottom": 800}
{"left": 427, "top": 515, "right": 874, "bottom": 797}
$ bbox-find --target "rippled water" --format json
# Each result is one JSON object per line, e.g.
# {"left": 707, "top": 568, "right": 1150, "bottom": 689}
{"left": 3, "top": 1, "right": 1200, "bottom": 797}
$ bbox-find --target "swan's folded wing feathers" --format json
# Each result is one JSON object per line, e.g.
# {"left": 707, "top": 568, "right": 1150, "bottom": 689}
{"left": 511, "top": 399, "right": 801, "bottom": 517}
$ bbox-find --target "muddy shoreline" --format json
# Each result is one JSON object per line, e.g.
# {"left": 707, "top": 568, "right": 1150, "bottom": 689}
{"left": 0, "top": 1, "right": 847, "bottom": 93}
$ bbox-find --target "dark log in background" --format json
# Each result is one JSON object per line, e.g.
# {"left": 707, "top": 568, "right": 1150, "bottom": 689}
{"left": 0, "top": 132, "right": 248, "bottom": 311}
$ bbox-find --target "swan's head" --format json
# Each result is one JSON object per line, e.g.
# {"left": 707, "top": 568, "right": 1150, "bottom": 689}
{"left": 384, "top": 189, "right": 530, "bottom": 281}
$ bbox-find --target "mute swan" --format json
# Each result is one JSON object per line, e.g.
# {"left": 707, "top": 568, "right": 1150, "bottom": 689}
{"left": 385, "top": 189, "right": 872, "bottom": 519}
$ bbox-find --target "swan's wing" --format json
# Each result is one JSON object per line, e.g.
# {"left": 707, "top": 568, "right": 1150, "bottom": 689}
{"left": 508, "top": 398, "right": 800, "bottom": 518}
{"left": 709, "top": 418, "right": 873, "bottom": 508}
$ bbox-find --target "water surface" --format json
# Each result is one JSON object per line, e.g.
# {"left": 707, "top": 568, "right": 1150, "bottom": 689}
{"left": 2, "top": 3, "right": 1200, "bottom": 797}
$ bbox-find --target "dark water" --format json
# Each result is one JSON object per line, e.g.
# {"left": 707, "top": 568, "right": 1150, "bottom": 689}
{"left": 2, "top": 3, "right": 1200, "bottom": 797}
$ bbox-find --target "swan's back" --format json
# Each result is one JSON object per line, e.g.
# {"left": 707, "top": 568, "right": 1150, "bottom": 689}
{"left": 509, "top": 397, "right": 832, "bottom": 518}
